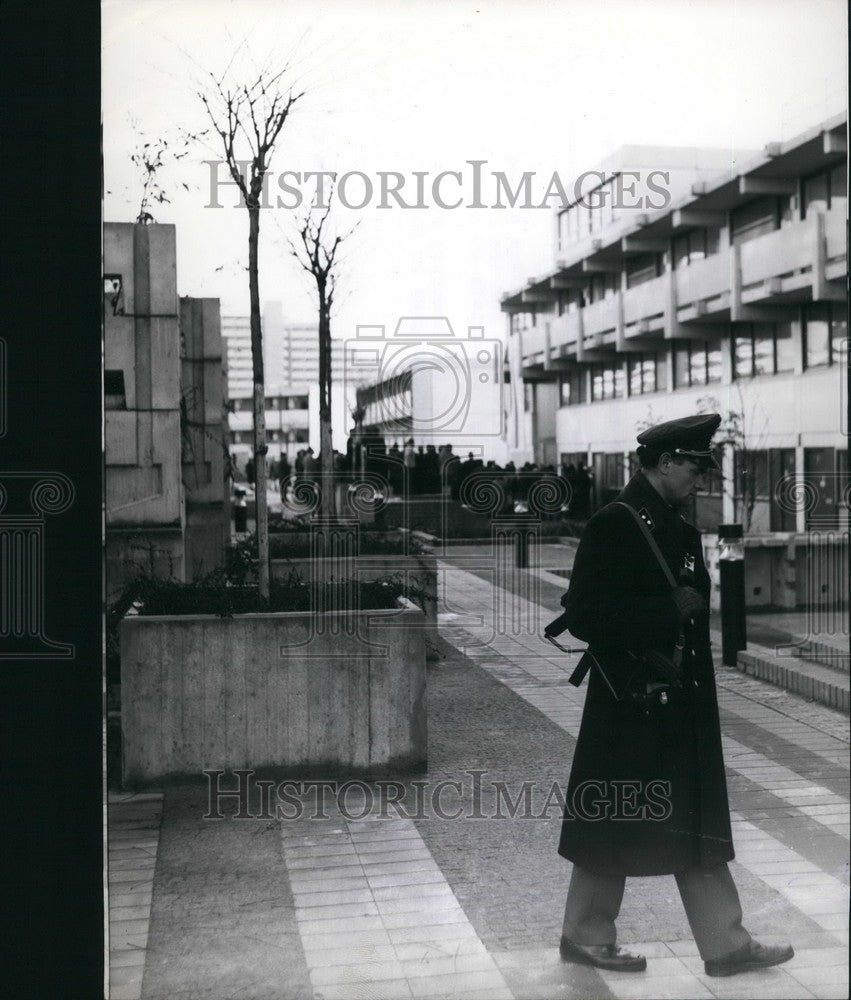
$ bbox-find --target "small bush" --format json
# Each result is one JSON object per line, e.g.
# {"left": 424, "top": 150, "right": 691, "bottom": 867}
{"left": 134, "top": 574, "right": 407, "bottom": 616}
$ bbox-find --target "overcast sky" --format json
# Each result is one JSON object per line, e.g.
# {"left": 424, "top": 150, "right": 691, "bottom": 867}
{"left": 103, "top": 0, "right": 847, "bottom": 349}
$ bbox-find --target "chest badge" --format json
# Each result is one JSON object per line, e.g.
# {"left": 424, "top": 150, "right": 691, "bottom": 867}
{"left": 684, "top": 553, "right": 696, "bottom": 573}
{"left": 638, "top": 507, "right": 654, "bottom": 530}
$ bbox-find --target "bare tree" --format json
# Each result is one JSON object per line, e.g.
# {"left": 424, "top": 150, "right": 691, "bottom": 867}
{"left": 122, "top": 122, "right": 207, "bottom": 225}
{"left": 200, "top": 67, "right": 303, "bottom": 596}
{"left": 289, "top": 195, "right": 359, "bottom": 521}
{"left": 697, "top": 390, "right": 769, "bottom": 532}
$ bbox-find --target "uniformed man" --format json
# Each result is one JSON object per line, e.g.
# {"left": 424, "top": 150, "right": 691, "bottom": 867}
{"left": 552, "top": 414, "right": 794, "bottom": 976}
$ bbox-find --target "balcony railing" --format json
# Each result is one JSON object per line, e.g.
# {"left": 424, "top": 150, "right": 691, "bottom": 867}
{"left": 622, "top": 274, "right": 667, "bottom": 325}
{"left": 582, "top": 297, "right": 618, "bottom": 338}
{"left": 825, "top": 207, "right": 847, "bottom": 263}
{"left": 517, "top": 323, "right": 548, "bottom": 360}
{"left": 547, "top": 311, "right": 581, "bottom": 352}
{"left": 739, "top": 215, "right": 815, "bottom": 287}
{"left": 516, "top": 207, "right": 847, "bottom": 369}
{"left": 675, "top": 251, "right": 729, "bottom": 308}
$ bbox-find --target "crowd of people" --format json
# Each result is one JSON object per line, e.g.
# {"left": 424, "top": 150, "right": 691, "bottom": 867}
{"left": 235, "top": 432, "right": 597, "bottom": 520}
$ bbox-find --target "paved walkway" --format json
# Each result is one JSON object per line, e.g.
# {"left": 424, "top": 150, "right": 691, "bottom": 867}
{"left": 107, "top": 556, "right": 849, "bottom": 1000}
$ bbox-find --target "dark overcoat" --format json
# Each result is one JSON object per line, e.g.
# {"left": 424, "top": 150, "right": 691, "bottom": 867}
{"left": 557, "top": 472, "right": 734, "bottom": 876}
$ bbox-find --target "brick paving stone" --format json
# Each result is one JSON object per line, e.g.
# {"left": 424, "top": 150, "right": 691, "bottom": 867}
{"left": 366, "top": 870, "right": 448, "bottom": 888}
{"left": 375, "top": 895, "right": 465, "bottom": 916}
{"left": 311, "top": 980, "right": 413, "bottom": 1000}
{"left": 299, "top": 914, "right": 386, "bottom": 936}
{"left": 109, "top": 965, "right": 146, "bottom": 988}
{"left": 600, "top": 974, "right": 716, "bottom": 999}
{"left": 295, "top": 901, "right": 381, "bottom": 920}
{"left": 302, "top": 944, "right": 400, "bottom": 968}
{"left": 358, "top": 858, "right": 441, "bottom": 876}
{"left": 392, "top": 939, "right": 489, "bottom": 963}
{"left": 387, "top": 923, "right": 482, "bottom": 945}
{"left": 381, "top": 909, "right": 469, "bottom": 931}
{"left": 292, "top": 887, "right": 375, "bottom": 906}
{"left": 301, "top": 928, "right": 393, "bottom": 951}
{"left": 287, "top": 864, "right": 365, "bottom": 882}
{"left": 109, "top": 949, "right": 148, "bottom": 969}
{"left": 407, "top": 967, "right": 509, "bottom": 997}
{"left": 309, "top": 960, "right": 407, "bottom": 986}
{"left": 288, "top": 875, "right": 369, "bottom": 894}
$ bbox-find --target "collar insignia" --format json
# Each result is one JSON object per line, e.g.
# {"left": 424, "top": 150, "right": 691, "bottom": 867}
{"left": 638, "top": 507, "right": 654, "bottom": 530}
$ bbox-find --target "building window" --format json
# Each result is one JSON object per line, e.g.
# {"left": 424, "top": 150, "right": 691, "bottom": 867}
{"left": 104, "top": 369, "right": 126, "bottom": 409}
{"left": 731, "top": 197, "right": 784, "bottom": 246}
{"left": 735, "top": 449, "right": 770, "bottom": 499}
{"left": 586, "top": 272, "right": 618, "bottom": 304}
{"left": 804, "top": 302, "right": 846, "bottom": 368}
{"left": 626, "top": 253, "right": 663, "bottom": 288}
{"left": 590, "top": 362, "right": 626, "bottom": 401}
{"left": 803, "top": 447, "right": 841, "bottom": 530}
{"left": 674, "top": 340, "right": 721, "bottom": 388}
{"left": 627, "top": 352, "right": 660, "bottom": 396}
{"left": 829, "top": 162, "right": 847, "bottom": 215}
{"left": 592, "top": 452, "right": 625, "bottom": 508}
{"left": 656, "top": 353, "right": 669, "bottom": 391}
{"left": 769, "top": 448, "right": 797, "bottom": 531}
{"left": 104, "top": 274, "right": 124, "bottom": 316}
{"left": 775, "top": 321, "right": 796, "bottom": 373}
{"left": 733, "top": 322, "right": 799, "bottom": 377}
{"left": 803, "top": 171, "right": 827, "bottom": 215}
{"left": 733, "top": 334, "right": 755, "bottom": 379}
{"left": 672, "top": 228, "right": 720, "bottom": 268}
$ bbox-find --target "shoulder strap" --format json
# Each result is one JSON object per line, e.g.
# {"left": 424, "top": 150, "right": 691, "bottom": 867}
{"left": 613, "top": 501, "right": 677, "bottom": 590}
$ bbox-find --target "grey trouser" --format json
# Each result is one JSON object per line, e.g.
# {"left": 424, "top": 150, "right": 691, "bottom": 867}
{"left": 562, "top": 863, "right": 752, "bottom": 961}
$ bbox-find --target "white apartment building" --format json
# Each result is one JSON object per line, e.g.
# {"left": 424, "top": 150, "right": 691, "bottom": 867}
{"left": 501, "top": 114, "right": 848, "bottom": 608}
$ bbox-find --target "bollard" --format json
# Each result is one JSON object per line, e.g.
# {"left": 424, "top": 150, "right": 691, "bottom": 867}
{"left": 515, "top": 529, "right": 528, "bottom": 569}
{"left": 718, "top": 523, "right": 746, "bottom": 666}
{"left": 513, "top": 514, "right": 537, "bottom": 569}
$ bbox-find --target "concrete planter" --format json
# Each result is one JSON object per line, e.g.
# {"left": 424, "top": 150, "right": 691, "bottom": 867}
{"left": 272, "top": 553, "right": 438, "bottom": 645}
{"left": 120, "top": 597, "right": 427, "bottom": 786}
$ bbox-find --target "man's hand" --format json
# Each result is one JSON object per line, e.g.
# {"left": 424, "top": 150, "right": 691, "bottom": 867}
{"left": 671, "top": 586, "right": 708, "bottom": 624}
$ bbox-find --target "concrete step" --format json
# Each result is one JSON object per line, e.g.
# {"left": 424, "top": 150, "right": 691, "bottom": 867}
{"left": 786, "top": 638, "right": 850, "bottom": 672}
{"left": 732, "top": 640, "right": 850, "bottom": 713}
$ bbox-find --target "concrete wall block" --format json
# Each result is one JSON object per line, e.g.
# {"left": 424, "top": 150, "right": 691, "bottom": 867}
{"left": 150, "top": 318, "right": 181, "bottom": 409}
{"left": 105, "top": 411, "right": 139, "bottom": 466}
{"left": 201, "top": 299, "right": 223, "bottom": 359}
{"left": 104, "top": 317, "right": 138, "bottom": 406}
{"left": 143, "top": 224, "right": 178, "bottom": 315}
{"left": 120, "top": 603, "right": 427, "bottom": 785}
{"left": 184, "top": 506, "right": 228, "bottom": 581}
{"left": 104, "top": 222, "right": 136, "bottom": 315}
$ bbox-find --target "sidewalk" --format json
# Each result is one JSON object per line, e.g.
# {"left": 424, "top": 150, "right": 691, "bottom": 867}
{"left": 107, "top": 556, "right": 849, "bottom": 1000}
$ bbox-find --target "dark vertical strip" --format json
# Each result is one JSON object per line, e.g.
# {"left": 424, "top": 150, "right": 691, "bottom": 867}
{"left": 0, "top": 4, "right": 103, "bottom": 997}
